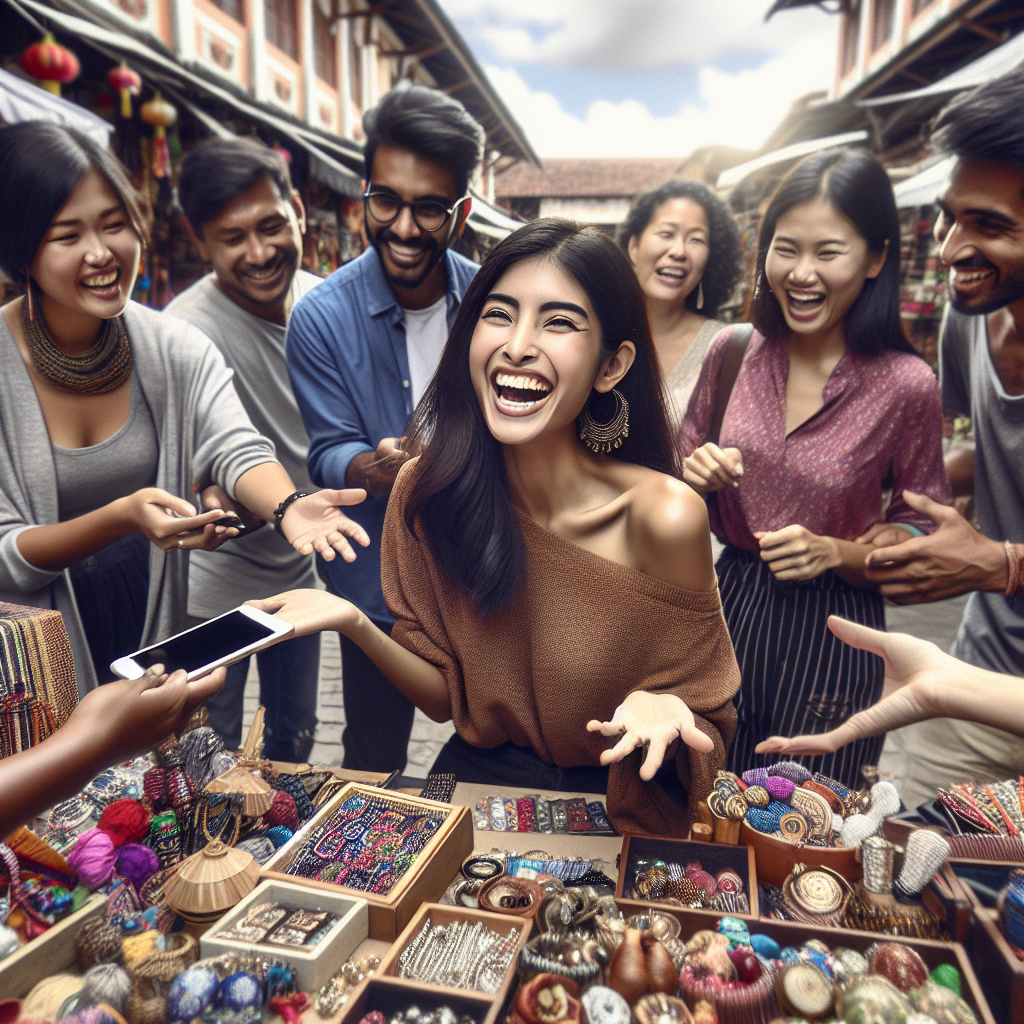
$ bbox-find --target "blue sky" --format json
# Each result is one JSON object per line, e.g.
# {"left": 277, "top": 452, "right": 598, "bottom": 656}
{"left": 436, "top": 0, "right": 841, "bottom": 157}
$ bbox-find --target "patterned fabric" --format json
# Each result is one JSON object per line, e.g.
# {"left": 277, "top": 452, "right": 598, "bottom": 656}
{"left": 0, "top": 602, "right": 77, "bottom": 737}
{"left": 718, "top": 546, "right": 885, "bottom": 789}
{"left": 680, "top": 326, "right": 952, "bottom": 550}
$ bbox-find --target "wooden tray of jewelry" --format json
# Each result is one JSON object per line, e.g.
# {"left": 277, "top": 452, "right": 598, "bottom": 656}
{"left": 0, "top": 893, "right": 106, "bottom": 999}
{"left": 200, "top": 878, "right": 368, "bottom": 992}
{"left": 614, "top": 899, "right": 995, "bottom": 1024}
{"left": 337, "top": 975, "right": 493, "bottom": 1024}
{"left": 261, "top": 782, "right": 473, "bottom": 940}
{"left": 376, "top": 903, "right": 531, "bottom": 1024}
{"left": 616, "top": 834, "right": 759, "bottom": 917}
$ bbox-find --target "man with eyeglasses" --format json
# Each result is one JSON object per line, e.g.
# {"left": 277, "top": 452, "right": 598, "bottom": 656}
{"left": 287, "top": 83, "right": 483, "bottom": 773}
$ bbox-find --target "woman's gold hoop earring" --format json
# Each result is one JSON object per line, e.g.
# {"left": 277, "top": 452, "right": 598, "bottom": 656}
{"left": 578, "top": 388, "right": 630, "bottom": 454}
{"left": 696, "top": 281, "right": 705, "bottom": 310}
{"left": 25, "top": 274, "right": 35, "bottom": 322}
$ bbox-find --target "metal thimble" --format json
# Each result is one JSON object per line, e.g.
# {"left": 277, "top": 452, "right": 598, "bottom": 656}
{"left": 861, "top": 835, "right": 895, "bottom": 895}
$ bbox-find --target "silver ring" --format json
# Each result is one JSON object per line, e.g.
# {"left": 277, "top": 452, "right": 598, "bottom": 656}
{"left": 177, "top": 538, "right": 184, "bottom": 549}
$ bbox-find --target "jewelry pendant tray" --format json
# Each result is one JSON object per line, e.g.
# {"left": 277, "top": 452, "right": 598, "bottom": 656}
{"left": 375, "top": 903, "right": 531, "bottom": 1024}
{"left": 612, "top": 898, "right": 995, "bottom": 1024}
{"left": 616, "top": 834, "right": 760, "bottom": 917}
{"left": 200, "top": 878, "right": 369, "bottom": 992}
{"left": 261, "top": 782, "right": 473, "bottom": 940}
{"left": 336, "top": 976, "right": 494, "bottom": 1024}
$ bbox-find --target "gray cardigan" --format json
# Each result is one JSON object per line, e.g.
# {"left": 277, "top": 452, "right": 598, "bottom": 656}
{"left": 0, "top": 301, "right": 278, "bottom": 694}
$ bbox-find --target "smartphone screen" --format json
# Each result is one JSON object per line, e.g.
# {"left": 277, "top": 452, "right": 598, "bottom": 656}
{"left": 131, "top": 611, "right": 275, "bottom": 674}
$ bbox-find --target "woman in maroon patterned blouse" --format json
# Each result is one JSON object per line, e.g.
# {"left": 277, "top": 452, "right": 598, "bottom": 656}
{"left": 680, "top": 148, "right": 952, "bottom": 787}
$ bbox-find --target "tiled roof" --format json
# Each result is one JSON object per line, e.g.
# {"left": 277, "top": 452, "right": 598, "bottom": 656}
{"left": 495, "top": 158, "right": 685, "bottom": 199}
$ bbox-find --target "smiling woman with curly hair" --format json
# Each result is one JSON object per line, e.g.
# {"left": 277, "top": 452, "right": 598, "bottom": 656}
{"left": 619, "top": 180, "right": 743, "bottom": 427}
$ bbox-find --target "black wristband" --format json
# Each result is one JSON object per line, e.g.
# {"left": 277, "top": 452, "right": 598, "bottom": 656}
{"left": 273, "top": 491, "right": 313, "bottom": 534}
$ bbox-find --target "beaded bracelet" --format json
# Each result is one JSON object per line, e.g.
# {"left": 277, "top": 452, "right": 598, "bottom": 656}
{"left": 1006, "top": 540, "right": 1023, "bottom": 599}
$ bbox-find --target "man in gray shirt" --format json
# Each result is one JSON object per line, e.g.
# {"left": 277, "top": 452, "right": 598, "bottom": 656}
{"left": 166, "top": 138, "right": 323, "bottom": 760}
{"left": 863, "top": 65, "right": 1024, "bottom": 803}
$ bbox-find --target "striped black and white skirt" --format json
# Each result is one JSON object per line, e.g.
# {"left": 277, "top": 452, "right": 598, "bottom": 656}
{"left": 718, "top": 545, "right": 886, "bottom": 790}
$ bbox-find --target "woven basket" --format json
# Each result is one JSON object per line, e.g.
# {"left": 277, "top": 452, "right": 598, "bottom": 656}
{"left": 0, "top": 602, "right": 78, "bottom": 738}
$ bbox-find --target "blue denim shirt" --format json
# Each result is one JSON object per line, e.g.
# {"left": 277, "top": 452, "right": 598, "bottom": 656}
{"left": 287, "top": 245, "right": 479, "bottom": 623}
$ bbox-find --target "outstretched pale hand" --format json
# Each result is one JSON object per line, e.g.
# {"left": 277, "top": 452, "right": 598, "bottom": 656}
{"left": 247, "top": 589, "right": 360, "bottom": 638}
{"left": 754, "top": 615, "right": 950, "bottom": 756}
{"left": 280, "top": 489, "right": 371, "bottom": 562}
{"left": 587, "top": 691, "right": 714, "bottom": 781}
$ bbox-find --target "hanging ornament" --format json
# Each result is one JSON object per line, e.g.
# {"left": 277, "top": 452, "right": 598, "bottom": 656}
{"left": 20, "top": 33, "right": 80, "bottom": 96}
{"left": 140, "top": 93, "right": 177, "bottom": 179}
{"left": 107, "top": 63, "right": 141, "bottom": 118}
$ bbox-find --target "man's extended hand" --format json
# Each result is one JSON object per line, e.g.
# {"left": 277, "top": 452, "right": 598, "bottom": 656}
{"left": 864, "top": 490, "right": 1007, "bottom": 603}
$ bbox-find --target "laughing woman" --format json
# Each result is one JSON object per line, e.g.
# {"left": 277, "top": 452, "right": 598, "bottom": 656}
{"left": 0, "top": 122, "right": 367, "bottom": 692}
{"left": 255, "top": 219, "right": 740, "bottom": 835}
{"left": 680, "top": 149, "right": 951, "bottom": 787}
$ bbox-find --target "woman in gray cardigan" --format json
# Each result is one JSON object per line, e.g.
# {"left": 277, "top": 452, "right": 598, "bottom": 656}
{"left": 0, "top": 122, "right": 368, "bottom": 694}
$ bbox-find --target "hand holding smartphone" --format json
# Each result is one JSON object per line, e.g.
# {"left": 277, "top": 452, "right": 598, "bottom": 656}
{"left": 111, "top": 605, "right": 294, "bottom": 681}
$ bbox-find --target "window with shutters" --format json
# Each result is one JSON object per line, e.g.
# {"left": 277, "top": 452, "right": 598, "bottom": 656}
{"left": 265, "top": 0, "right": 298, "bottom": 58}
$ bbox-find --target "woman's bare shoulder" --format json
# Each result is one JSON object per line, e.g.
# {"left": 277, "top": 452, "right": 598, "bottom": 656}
{"left": 626, "top": 469, "right": 716, "bottom": 591}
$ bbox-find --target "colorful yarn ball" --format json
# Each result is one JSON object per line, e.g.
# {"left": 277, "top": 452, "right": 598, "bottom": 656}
{"left": 166, "top": 967, "right": 219, "bottom": 1023}
{"left": 142, "top": 768, "right": 168, "bottom": 811}
{"left": 768, "top": 761, "right": 812, "bottom": 784}
{"left": 263, "top": 791, "right": 298, "bottom": 831}
{"left": 765, "top": 776, "right": 796, "bottom": 801}
{"left": 67, "top": 829, "right": 117, "bottom": 889}
{"left": 274, "top": 774, "right": 315, "bottom": 823}
{"left": 266, "top": 826, "right": 293, "bottom": 848}
{"left": 80, "top": 963, "right": 132, "bottom": 1013}
{"left": 114, "top": 844, "right": 159, "bottom": 892}
{"left": 97, "top": 800, "right": 150, "bottom": 847}
{"left": 716, "top": 868, "right": 744, "bottom": 895}
{"left": 745, "top": 807, "right": 783, "bottom": 834}
{"left": 741, "top": 768, "right": 769, "bottom": 787}
{"left": 216, "top": 973, "right": 263, "bottom": 1013}
{"left": 743, "top": 785, "right": 770, "bottom": 808}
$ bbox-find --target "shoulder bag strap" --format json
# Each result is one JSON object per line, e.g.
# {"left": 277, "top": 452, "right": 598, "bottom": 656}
{"left": 707, "top": 323, "right": 754, "bottom": 448}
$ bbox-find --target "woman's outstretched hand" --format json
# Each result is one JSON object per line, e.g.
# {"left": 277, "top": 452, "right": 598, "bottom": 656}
{"left": 587, "top": 691, "right": 714, "bottom": 781}
{"left": 279, "top": 489, "right": 371, "bottom": 562}
{"left": 247, "top": 590, "right": 360, "bottom": 638}
{"left": 754, "top": 615, "right": 947, "bottom": 756}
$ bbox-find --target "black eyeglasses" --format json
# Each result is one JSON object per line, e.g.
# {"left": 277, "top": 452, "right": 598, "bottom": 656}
{"left": 363, "top": 189, "right": 469, "bottom": 233}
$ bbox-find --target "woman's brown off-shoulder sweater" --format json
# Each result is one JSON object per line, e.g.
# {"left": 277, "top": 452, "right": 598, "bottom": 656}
{"left": 381, "top": 463, "right": 740, "bottom": 836}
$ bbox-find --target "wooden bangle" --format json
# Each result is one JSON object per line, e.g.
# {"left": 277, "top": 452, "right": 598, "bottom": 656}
{"left": 1005, "top": 540, "right": 1021, "bottom": 599}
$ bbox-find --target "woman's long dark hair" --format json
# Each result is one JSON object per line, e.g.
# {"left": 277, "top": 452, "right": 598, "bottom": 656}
{"left": 618, "top": 179, "right": 743, "bottom": 320}
{"left": 405, "top": 218, "right": 677, "bottom": 616}
{"left": 750, "top": 148, "right": 916, "bottom": 357}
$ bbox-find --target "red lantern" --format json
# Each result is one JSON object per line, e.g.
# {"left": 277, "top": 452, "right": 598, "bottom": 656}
{"left": 21, "top": 33, "right": 80, "bottom": 96}
{"left": 108, "top": 63, "right": 142, "bottom": 119}
{"left": 140, "top": 93, "right": 177, "bottom": 179}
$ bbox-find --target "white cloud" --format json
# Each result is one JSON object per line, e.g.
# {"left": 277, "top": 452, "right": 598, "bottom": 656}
{"left": 440, "top": 0, "right": 835, "bottom": 70}
{"left": 483, "top": 33, "right": 837, "bottom": 157}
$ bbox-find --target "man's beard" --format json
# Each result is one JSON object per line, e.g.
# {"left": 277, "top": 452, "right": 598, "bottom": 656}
{"left": 948, "top": 258, "right": 1024, "bottom": 315}
{"left": 372, "top": 227, "right": 445, "bottom": 291}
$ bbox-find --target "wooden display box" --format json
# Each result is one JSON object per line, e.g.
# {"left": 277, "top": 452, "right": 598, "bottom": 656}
{"left": 0, "top": 894, "right": 105, "bottom": 999}
{"left": 200, "top": 879, "right": 368, "bottom": 992}
{"left": 612, "top": 899, "right": 994, "bottom": 1024}
{"left": 740, "top": 821, "right": 861, "bottom": 887}
{"left": 337, "top": 976, "right": 493, "bottom": 1024}
{"left": 969, "top": 906, "right": 1024, "bottom": 1024}
{"left": 262, "top": 782, "right": 473, "bottom": 940}
{"left": 377, "top": 903, "right": 531, "bottom": 1024}
{"left": 616, "top": 834, "right": 759, "bottom": 917}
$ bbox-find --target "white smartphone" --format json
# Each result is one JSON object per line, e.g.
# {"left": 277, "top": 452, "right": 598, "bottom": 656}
{"left": 110, "top": 605, "right": 294, "bottom": 681}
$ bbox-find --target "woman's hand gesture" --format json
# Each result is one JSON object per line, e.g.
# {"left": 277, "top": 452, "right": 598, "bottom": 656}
{"left": 279, "top": 489, "right": 370, "bottom": 562}
{"left": 247, "top": 590, "right": 360, "bottom": 638}
{"left": 123, "top": 487, "right": 234, "bottom": 551}
{"left": 755, "top": 525, "right": 840, "bottom": 581}
{"left": 755, "top": 615, "right": 946, "bottom": 756}
{"left": 587, "top": 691, "right": 714, "bottom": 781}
{"left": 683, "top": 443, "right": 744, "bottom": 494}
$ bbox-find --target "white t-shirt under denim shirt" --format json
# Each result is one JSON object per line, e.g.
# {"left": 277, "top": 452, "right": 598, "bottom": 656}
{"left": 403, "top": 295, "right": 449, "bottom": 406}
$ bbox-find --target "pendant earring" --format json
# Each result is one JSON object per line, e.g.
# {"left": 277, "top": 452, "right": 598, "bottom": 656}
{"left": 578, "top": 388, "right": 630, "bottom": 454}
{"left": 25, "top": 274, "right": 35, "bottom": 322}
{"left": 696, "top": 281, "right": 705, "bottom": 310}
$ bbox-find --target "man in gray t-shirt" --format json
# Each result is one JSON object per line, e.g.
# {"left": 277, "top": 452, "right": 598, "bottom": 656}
{"left": 165, "top": 138, "right": 323, "bottom": 761}
{"left": 861, "top": 66, "right": 1024, "bottom": 804}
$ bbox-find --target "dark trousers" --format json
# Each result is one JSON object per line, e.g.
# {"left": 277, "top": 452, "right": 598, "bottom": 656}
{"left": 718, "top": 545, "right": 886, "bottom": 789}
{"left": 340, "top": 622, "right": 415, "bottom": 773}
{"left": 205, "top": 632, "right": 321, "bottom": 761}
